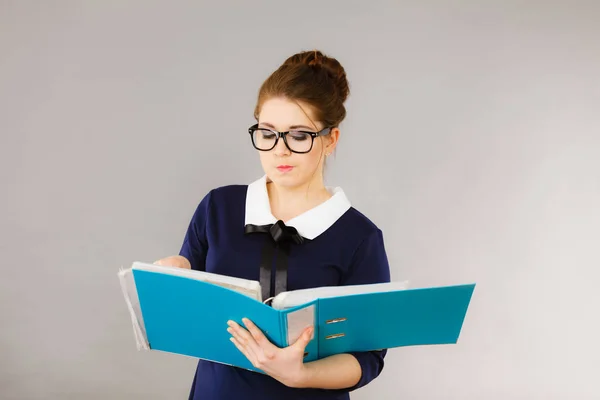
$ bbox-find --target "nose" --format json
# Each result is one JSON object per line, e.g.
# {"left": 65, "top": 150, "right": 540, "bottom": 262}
{"left": 273, "top": 135, "right": 291, "bottom": 156}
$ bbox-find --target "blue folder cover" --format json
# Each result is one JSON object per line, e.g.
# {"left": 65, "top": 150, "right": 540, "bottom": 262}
{"left": 131, "top": 268, "right": 475, "bottom": 374}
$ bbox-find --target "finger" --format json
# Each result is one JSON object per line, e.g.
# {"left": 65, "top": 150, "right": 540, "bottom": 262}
{"left": 242, "top": 318, "right": 277, "bottom": 351}
{"left": 241, "top": 318, "right": 266, "bottom": 344}
{"left": 292, "top": 326, "right": 313, "bottom": 350}
{"left": 230, "top": 336, "right": 257, "bottom": 365}
{"left": 306, "top": 325, "right": 314, "bottom": 339}
{"left": 228, "top": 324, "right": 260, "bottom": 361}
{"left": 228, "top": 321, "right": 266, "bottom": 363}
{"left": 228, "top": 321, "right": 255, "bottom": 344}
{"left": 240, "top": 318, "right": 280, "bottom": 364}
{"left": 239, "top": 319, "right": 274, "bottom": 362}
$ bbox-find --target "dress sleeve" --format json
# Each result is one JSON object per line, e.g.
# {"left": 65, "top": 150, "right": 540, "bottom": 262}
{"left": 341, "top": 228, "right": 391, "bottom": 391}
{"left": 179, "top": 191, "right": 212, "bottom": 271}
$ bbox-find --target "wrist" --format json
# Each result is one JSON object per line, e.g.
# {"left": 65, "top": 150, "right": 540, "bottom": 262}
{"left": 287, "top": 363, "right": 313, "bottom": 389}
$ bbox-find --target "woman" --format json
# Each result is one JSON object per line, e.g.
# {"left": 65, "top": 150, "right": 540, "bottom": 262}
{"left": 155, "top": 50, "right": 391, "bottom": 399}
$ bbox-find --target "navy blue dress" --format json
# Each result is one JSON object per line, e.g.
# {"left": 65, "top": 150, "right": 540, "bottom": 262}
{"left": 179, "top": 176, "right": 391, "bottom": 399}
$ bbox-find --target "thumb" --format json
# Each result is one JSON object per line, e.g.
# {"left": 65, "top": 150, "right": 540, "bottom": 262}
{"left": 293, "top": 326, "right": 313, "bottom": 349}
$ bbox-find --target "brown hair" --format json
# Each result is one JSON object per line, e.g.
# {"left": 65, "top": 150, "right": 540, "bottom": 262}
{"left": 253, "top": 50, "right": 350, "bottom": 129}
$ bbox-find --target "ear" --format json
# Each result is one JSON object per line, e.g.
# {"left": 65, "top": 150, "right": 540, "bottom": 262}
{"left": 325, "top": 127, "right": 340, "bottom": 155}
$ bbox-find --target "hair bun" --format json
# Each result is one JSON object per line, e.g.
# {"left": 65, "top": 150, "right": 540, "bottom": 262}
{"left": 284, "top": 50, "right": 350, "bottom": 103}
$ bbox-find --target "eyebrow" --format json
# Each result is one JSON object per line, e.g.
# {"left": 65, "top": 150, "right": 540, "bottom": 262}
{"left": 259, "top": 122, "right": 317, "bottom": 131}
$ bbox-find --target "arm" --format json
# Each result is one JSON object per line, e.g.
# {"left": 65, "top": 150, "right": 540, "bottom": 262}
{"left": 294, "top": 353, "right": 362, "bottom": 389}
{"left": 310, "top": 227, "right": 391, "bottom": 391}
{"left": 228, "top": 319, "right": 362, "bottom": 390}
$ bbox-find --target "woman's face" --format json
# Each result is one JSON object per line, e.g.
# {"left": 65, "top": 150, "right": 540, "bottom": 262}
{"left": 255, "top": 97, "right": 337, "bottom": 189}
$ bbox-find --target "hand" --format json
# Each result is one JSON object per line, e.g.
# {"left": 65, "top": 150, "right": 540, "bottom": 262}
{"left": 227, "top": 318, "right": 313, "bottom": 388}
{"left": 153, "top": 255, "right": 191, "bottom": 269}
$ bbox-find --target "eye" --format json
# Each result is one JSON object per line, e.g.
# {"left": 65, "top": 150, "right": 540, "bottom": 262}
{"left": 260, "top": 131, "right": 276, "bottom": 140}
{"left": 288, "top": 131, "right": 310, "bottom": 141}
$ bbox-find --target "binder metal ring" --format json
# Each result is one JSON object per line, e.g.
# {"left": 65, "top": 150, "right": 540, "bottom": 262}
{"left": 262, "top": 297, "right": 274, "bottom": 305}
{"left": 325, "top": 317, "right": 347, "bottom": 324}
{"left": 325, "top": 333, "right": 345, "bottom": 340}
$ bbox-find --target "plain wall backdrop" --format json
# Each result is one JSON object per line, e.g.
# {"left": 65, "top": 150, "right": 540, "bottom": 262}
{"left": 1, "top": 1, "right": 599, "bottom": 399}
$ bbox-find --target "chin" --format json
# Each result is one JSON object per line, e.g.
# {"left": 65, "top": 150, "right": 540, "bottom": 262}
{"left": 269, "top": 170, "right": 305, "bottom": 187}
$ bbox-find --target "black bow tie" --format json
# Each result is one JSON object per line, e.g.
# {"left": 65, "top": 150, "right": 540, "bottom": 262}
{"left": 244, "top": 220, "right": 305, "bottom": 245}
{"left": 244, "top": 220, "right": 307, "bottom": 303}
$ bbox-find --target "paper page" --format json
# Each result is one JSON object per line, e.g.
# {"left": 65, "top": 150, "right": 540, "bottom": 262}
{"left": 286, "top": 304, "right": 315, "bottom": 345}
{"left": 272, "top": 280, "right": 410, "bottom": 310}
{"left": 118, "top": 267, "right": 149, "bottom": 350}
{"left": 131, "top": 261, "right": 262, "bottom": 301}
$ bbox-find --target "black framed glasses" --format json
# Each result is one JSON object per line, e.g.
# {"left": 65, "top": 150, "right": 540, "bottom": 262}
{"left": 248, "top": 124, "right": 332, "bottom": 154}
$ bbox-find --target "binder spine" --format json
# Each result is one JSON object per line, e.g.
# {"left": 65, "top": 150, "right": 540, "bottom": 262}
{"left": 315, "top": 299, "right": 321, "bottom": 359}
{"left": 305, "top": 303, "right": 318, "bottom": 362}
{"left": 280, "top": 303, "right": 319, "bottom": 362}
{"left": 281, "top": 310, "right": 311, "bottom": 359}
{"left": 280, "top": 312, "right": 288, "bottom": 348}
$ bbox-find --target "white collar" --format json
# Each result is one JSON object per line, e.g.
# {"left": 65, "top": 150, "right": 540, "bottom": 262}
{"left": 244, "top": 175, "right": 351, "bottom": 240}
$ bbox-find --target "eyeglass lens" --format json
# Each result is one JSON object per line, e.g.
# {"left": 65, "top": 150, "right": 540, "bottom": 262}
{"left": 252, "top": 129, "right": 313, "bottom": 153}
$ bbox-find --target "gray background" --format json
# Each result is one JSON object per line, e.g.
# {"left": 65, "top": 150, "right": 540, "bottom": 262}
{"left": 2, "top": 1, "right": 599, "bottom": 399}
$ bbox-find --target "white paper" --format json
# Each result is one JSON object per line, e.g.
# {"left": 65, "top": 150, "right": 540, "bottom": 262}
{"left": 130, "top": 261, "right": 262, "bottom": 301}
{"left": 118, "top": 267, "right": 149, "bottom": 350}
{"left": 272, "top": 280, "right": 410, "bottom": 310}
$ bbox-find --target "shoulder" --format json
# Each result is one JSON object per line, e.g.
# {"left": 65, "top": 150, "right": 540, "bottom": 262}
{"left": 206, "top": 184, "right": 248, "bottom": 201}
{"left": 188, "top": 183, "right": 249, "bottom": 218}
{"left": 195, "top": 183, "right": 249, "bottom": 204}
{"left": 335, "top": 206, "right": 383, "bottom": 241}
{"left": 335, "top": 207, "right": 391, "bottom": 284}
{"left": 320, "top": 204, "right": 386, "bottom": 267}
{"left": 343, "top": 206, "right": 381, "bottom": 231}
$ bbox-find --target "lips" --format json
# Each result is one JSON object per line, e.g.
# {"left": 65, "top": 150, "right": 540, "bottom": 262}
{"left": 276, "top": 165, "right": 294, "bottom": 172}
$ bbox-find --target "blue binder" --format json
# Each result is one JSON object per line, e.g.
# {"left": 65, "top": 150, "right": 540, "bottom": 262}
{"left": 125, "top": 265, "right": 475, "bottom": 374}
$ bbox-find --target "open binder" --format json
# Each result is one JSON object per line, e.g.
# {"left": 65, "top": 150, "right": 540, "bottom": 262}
{"left": 118, "top": 262, "right": 475, "bottom": 374}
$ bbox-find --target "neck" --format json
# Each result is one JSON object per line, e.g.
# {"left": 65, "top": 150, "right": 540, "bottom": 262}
{"left": 267, "top": 175, "right": 331, "bottom": 222}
